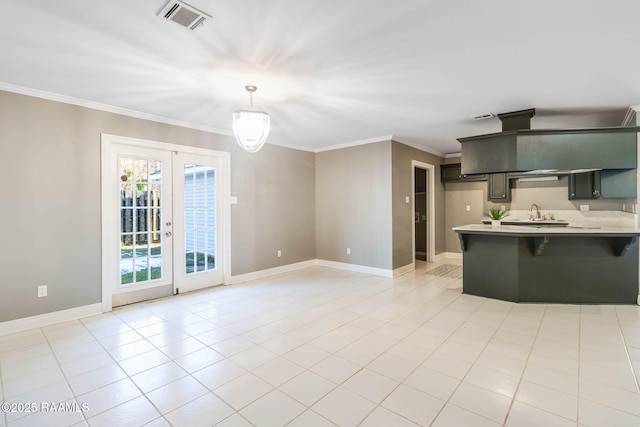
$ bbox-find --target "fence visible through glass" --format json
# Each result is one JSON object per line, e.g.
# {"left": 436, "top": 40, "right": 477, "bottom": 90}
{"left": 184, "top": 164, "right": 216, "bottom": 274}
{"left": 119, "top": 157, "right": 162, "bottom": 285}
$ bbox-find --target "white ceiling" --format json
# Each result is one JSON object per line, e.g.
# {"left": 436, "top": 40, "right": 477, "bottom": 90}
{"left": 1, "top": 0, "right": 639, "bottom": 155}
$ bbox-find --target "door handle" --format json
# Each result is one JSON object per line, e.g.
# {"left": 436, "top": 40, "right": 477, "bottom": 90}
{"left": 165, "top": 231, "right": 172, "bottom": 237}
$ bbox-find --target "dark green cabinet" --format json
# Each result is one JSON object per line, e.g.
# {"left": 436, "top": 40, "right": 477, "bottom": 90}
{"left": 601, "top": 169, "right": 636, "bottom": 198}
{"left": 441, "top": 163, "right": 486, "bottom": 183}
{"left": 568, "top": 171, "right": 601, "bottom": 199}
{"left": 488, "top": 173, "right": 511, "bottom": 201}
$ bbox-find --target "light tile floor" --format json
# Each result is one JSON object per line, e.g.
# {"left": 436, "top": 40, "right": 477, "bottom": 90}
{"left": 1, "top": 260, "right": 639, "bottom": 426}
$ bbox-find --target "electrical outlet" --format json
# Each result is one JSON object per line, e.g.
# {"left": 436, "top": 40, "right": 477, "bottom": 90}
{"left": 501, "top": 205, "right": 506, "bottom": 211}
{"left": 580, "top": 205, "right": 589, "bottom": 211}
{"left": 37, "top": 285, "right": 47, "bottom": 298}
{"left": 277, "top": 250, "right": 282, "bottom": 257}
{"left": 347, "top": 248, "right": 351, "bottom": 255}
{"left": 466, "top": 205, "right": 470, "bottom": 212}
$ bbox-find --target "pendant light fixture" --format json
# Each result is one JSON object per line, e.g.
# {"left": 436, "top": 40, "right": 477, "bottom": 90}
{"left": 232, "top": 85, "right": 270, "bottom": 153}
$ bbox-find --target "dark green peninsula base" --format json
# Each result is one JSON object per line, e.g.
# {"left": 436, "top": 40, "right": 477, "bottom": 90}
{"left": 453, "top": 225, "right": 640, "bottom": 304}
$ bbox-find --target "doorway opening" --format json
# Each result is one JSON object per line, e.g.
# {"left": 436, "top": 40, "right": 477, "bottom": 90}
{"left": 412, "top": 161, "right": 435, "bottom": 263}
{"left": 415, "top": 168, "right": 427, "bottom": 261}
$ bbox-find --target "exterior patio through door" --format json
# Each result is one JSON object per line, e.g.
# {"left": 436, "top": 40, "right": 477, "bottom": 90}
{"left": 101, "top": 134, "right": 230, "bottom": 310}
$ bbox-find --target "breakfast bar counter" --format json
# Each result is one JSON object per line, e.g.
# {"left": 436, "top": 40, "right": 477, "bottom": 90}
{"left": 453, "top": 224, "right": 640, "bottom": 304}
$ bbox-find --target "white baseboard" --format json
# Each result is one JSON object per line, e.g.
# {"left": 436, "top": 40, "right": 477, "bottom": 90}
{"left": 0, "top": 303, "right": 103, "bottom": 337}
{"left": 432, "top": 252, "right": 446, "bottom": 262}
{"left": 231, "top": 258, "right": 457, "bottom": 283}
{"left": 438, "top": 252, "right": 462, "bottom": 260}
{"left": 393, "top": 263, "right": 415, "bottom": 277}
{"left": 232, "top": 259, "right": 410, "bottom": 281}
{"left": 0, "top": 253, "right": 468, "bottom": 337}
{"left": 229, "top": 260, "right": 317, "bottom": 284}
{"left": 315, "top": 259, "right": 394, "bottom": 277}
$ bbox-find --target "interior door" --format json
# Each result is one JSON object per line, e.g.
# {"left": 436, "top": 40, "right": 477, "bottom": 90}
{"left": 172, "top": 152, "right": 225, "bottom": 294}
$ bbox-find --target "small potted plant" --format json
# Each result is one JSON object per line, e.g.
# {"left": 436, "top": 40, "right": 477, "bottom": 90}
{"left": 485, "top": 207, "right": 508, "bottom": 227}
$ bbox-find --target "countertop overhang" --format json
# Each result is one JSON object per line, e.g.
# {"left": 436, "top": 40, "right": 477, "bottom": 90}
{"left": 453, "top": 224, "right": 640, "bottom": 237}
{"left": 453, "top": 223, "right": 640, "bottom": 257}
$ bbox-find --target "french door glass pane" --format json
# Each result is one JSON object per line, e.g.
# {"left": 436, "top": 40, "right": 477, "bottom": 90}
{"left": 184, "top": 165, "right": 216, "bottom": 274}
{"left": 119, "top": 156, "right": 163, "bottom": 286}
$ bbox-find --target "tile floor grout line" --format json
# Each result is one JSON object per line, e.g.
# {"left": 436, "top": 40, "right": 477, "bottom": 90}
{"left": 576, "top": 305, "right": 583, "bottom": 427}
{"left": 505, "top": 305, "right": 581, "bottom": 426}
{"left": 41, "top": 322, "right": 94, "bottom": 426}
{"left": 87, "top": 311, "right": 255, "bottom": 427}
{"left": 3, "top": 262, "right": 640, "bottom": 426}
{"left": 354, "top": 287, "right": 472, "bottom": 426}
{"left": 577, "top": 307, "right": 640, "bottom": 418}
{"left": 80, "top": 315, "right": 172, "bottom": 426}
{"left": 301, "top": 269, "right": 467, "bottom": 426}
{"left": 613, "top": 306, "right": 640, "bottom": 395}
{"left": 426, "top": 296, "right": 519, "bottom": 427}
{"left": 497, "top": 304, "right": 546, "bottom": 427}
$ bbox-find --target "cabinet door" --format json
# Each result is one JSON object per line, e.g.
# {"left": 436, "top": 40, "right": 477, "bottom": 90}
{"left": 488, "top": 173, "right": 511, "bottom": 201}
{"left": 601, "top": 169, "right": 636, "bottom": 198}
{"left": 441, "top": 164, "right": 462, "bottom": 181}
{"left": 569, "top": 171, "right": 601, "bottom": 199}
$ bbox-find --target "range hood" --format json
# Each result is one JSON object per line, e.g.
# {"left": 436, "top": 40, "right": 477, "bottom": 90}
{"left": 458, "top": 109, "right": 639, "bottom": 175}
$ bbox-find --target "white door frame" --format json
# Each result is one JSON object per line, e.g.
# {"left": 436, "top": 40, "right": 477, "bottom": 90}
{"left": 411, "top": 160, "right": 435, "bottom": 263}
{"left": 100, "top": 134, "right": 231, "bottom": 313}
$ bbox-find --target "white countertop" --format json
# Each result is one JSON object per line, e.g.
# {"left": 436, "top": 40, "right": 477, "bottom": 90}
{"left": 453, "top": 223, "right": 640, "bottom": 236}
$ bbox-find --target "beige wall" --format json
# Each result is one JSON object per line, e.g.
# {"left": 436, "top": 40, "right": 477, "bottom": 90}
{"left": 444, "top": 181, "right": 486, "bottom": 253}
{"left": 0, "top": 90, "right": 315, "bottom": 322}
{"left": 315, "top": 140, "right": 447, "bottom": 271}
{"left": 316, "top": 141, "right": 393, "bottom": 269}
{"left": 1, "top": 88, "right": 471, "bottom": 325}
{"left": 391, "top": 142, "right": 446, "bottom": 268}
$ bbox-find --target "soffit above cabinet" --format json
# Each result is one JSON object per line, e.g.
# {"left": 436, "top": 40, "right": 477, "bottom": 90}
{"left": 458, "top": 126, "right": 640, "bottom": 175}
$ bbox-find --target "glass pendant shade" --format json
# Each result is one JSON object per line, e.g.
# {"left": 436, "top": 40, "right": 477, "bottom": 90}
{"left": 232, "top": 109, "right": 270, "bottom": 153}
{"left": 232, "top": 85, "right": 270, "bottom": 153}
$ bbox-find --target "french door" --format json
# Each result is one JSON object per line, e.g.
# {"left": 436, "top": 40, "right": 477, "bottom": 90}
{"left": 101, "top": 135, "right": 229, "bottom": 310}
{"left": 173, "top": 153, "right": 225, "bottom": 293}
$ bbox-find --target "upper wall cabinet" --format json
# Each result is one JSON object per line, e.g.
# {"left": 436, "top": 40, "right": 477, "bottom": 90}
{"left": 488, "top": 173, "right": 511, "bottom": 202}
{"left": 568, "top": 171, "right": 601, "bottom": 199}
{"left": 600, "top": 169, "right": 637, "bottom": 198}
{"left": 441, "top": 163, "right": 486, "bottom": 183}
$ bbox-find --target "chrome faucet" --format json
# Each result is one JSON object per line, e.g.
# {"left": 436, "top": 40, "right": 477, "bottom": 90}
{"left": 530, "top": 203, "right": 540, "bottom": 220}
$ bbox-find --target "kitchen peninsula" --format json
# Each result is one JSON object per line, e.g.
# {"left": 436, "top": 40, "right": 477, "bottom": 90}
{"left": 453, "top": 223, "right": 640, "bottom": 304}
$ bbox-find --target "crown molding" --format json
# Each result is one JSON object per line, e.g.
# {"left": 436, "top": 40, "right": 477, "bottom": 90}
{"left": 314, "top": 135, "right": 394, "bottom": 153}
{"left": 0, "top": 81, "right": 452, "bottom": 157}
{"left": 0, "top": 81, "right": 234, "bottom": 136}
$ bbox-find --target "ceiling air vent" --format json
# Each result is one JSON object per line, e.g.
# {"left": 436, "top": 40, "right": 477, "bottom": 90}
{"left": 156, "top": 0, "right": 211, "bottom": 30}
